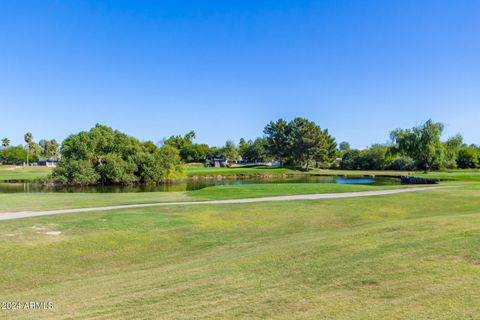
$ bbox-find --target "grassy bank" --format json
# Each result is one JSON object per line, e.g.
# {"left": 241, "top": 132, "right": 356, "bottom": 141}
{"left": 185, "top": 164, "right": 306, "bottom": 176}
{"left": 0, "top": 183, "right": 413, "bottom": 213}
{"left": 0, "top": 187, "right": 479, "bottom": 319}
{"left": 0, "top": 166, "right": 52, "bottom": 182}
{"left": 414, "top": 169, "right": 480, "bottom": 181}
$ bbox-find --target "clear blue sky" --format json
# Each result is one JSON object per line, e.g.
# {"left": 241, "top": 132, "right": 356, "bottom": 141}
{"left": 1, "top": 0, "right": 479, "bottom": 148}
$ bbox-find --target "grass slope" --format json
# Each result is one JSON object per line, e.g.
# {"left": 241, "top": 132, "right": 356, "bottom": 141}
{"left": 185, "top": 164, "right": 304, "bottom": 176}
{"left": 0, "top": 183, "right": 411, "bottom": 213}
{"left": 0, "top": 166, "right": 52, "bottom": 181}
{"left": 414, "top": 169, "right": 480, "bottom": 181}
{"left": 0, "top": 187, "right": 480, "bottom": 319}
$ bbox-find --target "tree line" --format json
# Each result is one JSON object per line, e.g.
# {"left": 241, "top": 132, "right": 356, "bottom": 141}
{"left": 167, "top": 118, "right": 479, "bottom": 172}
{"left": 338, "top": 119, "right": 479, "bottom": 171}
{"left": 1, "top": 118, "right": 479, "bottom": 185}
{"left": 161, "top": 117, "right": 337, "bottom": 170}
{"left": 0, "top": 134, "right": 59, "bottom": 165}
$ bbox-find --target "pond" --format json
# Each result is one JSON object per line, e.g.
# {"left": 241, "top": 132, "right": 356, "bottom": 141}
{"left": 0, "top": 175, "right": 400, "bottom": 193}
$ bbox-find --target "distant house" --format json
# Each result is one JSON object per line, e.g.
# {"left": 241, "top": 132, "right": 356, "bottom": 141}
{"left": 37, "top": 157, "right": 59, "bottom": 167}
{"left": 208, "top": 158, "right": 229, "bottom": 168}
{"left": 236, "top": 160, "right": 281, "bottom": 167}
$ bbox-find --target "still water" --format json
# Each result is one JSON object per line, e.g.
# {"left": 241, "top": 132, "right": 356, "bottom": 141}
{"left": 0, "top": 175, "right": 400, "bottom": 193}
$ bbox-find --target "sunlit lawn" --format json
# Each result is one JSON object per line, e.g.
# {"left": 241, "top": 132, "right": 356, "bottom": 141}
{"left": 0, "top": 183, "right": 413, "bottom": 213}
{"left": 0, "top": 186, "right": 479, "bottom": 319}
{"left": 0, "top": 165, "right": 52, "bottom": 181}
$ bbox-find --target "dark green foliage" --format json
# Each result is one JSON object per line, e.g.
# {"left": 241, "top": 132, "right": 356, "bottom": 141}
{"left": 51, "top": 124, "right": 183, "bottom": 185}
{"left": 0, "top": 146, "right": 38, "bottom": 165}
{"left": 218, "top": 140, "right": 239, "bottom": 161}
{"left": 238, "top": 138, "right": 250, "bottom": 158}
{"left": 263, "top": 119, "right": 290, "bottom": 165}
{"left": 357, "top": 145, "right": 392, "bottom": 170}
{"left": 264, "top": 118, "right": 337, "bottom": 170}
{"left": 340, "top": 145, "right": 407, "bottom": 171}
{"left": 180, "top": 144, "right": 210, "bottom": 163}
{"left": 390, "top": 119, "right": 446, "bottom": 171}
{"left": 339, "top": 120, "right": 467, "bottom": 171}
{"left": 1, "top": 134, "right": 56, "bottom": 165}
{"left": 288, "top": 118, "right": 326, "bottom": 170}
{"left": 457, "top": 147, "right": 479, "bottom": 169}
{"left": 340, "top": 150, "right": 362, "bottom": 170}
{"left": 390, "top": 156, "right": 416, "bottom": 171}
{"left": 242, "top": 138, "right": 270, "bottom": 162}
{"left": 51, "top": 159, "right": 99, "bottom": 185}
{"left": 164, "top": 131, "right": 213, "bottom": 163}
{"left": 338, "top": 141, "right": 350, "bottom": 152}
{"left": 1, "top": 138, "right": 10, "bottom": 149}
{"left": 164, "top": 131, "right": 196, "bottom": 150}
{"left": 142, "top": 141, "right": 158, "bottom": 154}
{"left": 443, "top": 135, "right": 463, "bottom": 169}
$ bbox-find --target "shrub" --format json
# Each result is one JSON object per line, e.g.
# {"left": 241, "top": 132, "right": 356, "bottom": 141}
{"left": 51, "top": 124, "right": 184, "bottom": 185}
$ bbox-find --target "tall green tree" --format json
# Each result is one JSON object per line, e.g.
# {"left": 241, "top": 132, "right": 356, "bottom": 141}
{"left": 163, "top": 130, "right": 204, "bottom": 162}
{"left": 52, "top": 124, "right": 184, "bottom": 185}
{"left": 0, "top": 146, "right": 32, "bottom": 165}
{"left": 288, "top": 118, "right": 326, "bottom": 171}
{"left": 164, "top": 131, "right": 196, "bottom": 150}
{"left": 47, "top": 139, "right": 59, "bottom": 158}
{"left": 24, "top": 132, "right": 33, "bottom": 165}
{"left": 219, "top": 140, "right": 239, "bottom": 162}
{"left": 313, "top": 129, "right": 337, "bottom": 168}
{"left": 443, "top": 134, "right": 463, "bottom": 168}
{"left": 238, "top": 138, "right": 251, "bottom": 159}
{"left": 38, "top": 139, "right": 59, "bottom": 158}
{"left": 180, "top": 143, "right": 210, "bottom": 162}
{"left": 1, "top": 138, "right": 10, "bottom": 149}
{"left": 338, "top": 141, "right": 350, "bottom": 152}
{"left": 263, "top": 119, "right": 290, "bottom": 166}
{"left": 390, "top": 119, "right": 445, "bottom": 171}
{"left": 243, "top": 138, "right": 270, "bottom": 162}
{"left": 457, "top": 147, "right": 479, "bottom": 168}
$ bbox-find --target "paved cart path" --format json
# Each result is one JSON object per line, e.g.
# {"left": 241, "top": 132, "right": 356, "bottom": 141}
{"left": 0, "top": 186, "right": 445, "bottom": 221}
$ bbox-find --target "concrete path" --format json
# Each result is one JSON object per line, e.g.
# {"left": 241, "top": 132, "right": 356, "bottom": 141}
{"left": 0, "top": 187, "right": 445, "bottom": 221}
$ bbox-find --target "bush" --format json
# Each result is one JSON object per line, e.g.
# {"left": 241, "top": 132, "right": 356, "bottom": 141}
{"left": 51, "top": 124, "right": 184, "bottom": 185}
{"left": 390, "top": 156, "right": 416, "bottom": 171}
{"left": 457, "top": 148, "right": 479, "bottom": 169}
{"left": 0, "top": 146, "right": 38, "bottom": 165}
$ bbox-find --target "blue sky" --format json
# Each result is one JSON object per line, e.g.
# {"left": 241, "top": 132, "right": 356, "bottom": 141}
{"left": 1, "top": 0, "right": 479, "bottom": 148}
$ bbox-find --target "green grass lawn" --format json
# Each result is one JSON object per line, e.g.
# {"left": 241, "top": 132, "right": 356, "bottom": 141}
{"left": 1, "top": 186, "right": 479, "bottom": 319}
{"left": 414, "top": 169, "right": 480, "bottom": 181}
{"left": 2, "top": 167, "right": 478, "bottom": 214}
{"left": 0, "top": 165, "right": 52, "bottom": 182}
{"left": 186, "top": 165, "right": 414, "bottom": 178}
{"left": 185, "top": 164, "right": 305, "bottom": 176}
{"left": 187, "top": 165, "right": 480, "bottom": 182}
{"left": 0, "top": 183, "right": 414, "bottom": 213}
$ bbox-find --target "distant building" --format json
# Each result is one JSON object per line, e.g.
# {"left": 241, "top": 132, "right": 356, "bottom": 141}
{"left": 208, "top": 158, "right": 229, "bottom": 167}
{"left": 236, "top": 160, "right": 281, "bottom": 167}
{"left": 37, "top": 157, "right": 59, "bottom": 167}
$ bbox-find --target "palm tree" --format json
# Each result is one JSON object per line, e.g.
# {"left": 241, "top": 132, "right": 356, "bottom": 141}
{"left": 1, "top": 138, "right": 9, "bottom": 149}
{"left": 48, "top": 139, "right": 59, "bottom": 158}
{"left": 24, "top": 132, "right": 33, "bottom": 166}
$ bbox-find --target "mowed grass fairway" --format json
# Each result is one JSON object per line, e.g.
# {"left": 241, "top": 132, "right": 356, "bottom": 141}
{"left": 0, "top": 183, "right": 416, "bottom": 213}
{"left": 0, "top": 166, "right": 52, "bottom": 182}
{"left": 1, "top": 186, "right": 480, "bottom": 319}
